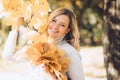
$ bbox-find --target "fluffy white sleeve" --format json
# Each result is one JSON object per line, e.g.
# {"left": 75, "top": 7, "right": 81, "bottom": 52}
{"left": 2, "top": 30, "right": 18, "bottom": 59}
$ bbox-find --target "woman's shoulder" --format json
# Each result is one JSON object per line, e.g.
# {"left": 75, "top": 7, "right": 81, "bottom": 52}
{"left": 58, "top": 42, "right": 78, "bottom": 53}
{"left": 58, "top": 41, "right": 81, "bottom": 60}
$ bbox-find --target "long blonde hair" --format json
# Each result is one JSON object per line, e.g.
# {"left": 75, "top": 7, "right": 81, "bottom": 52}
{"left": 45, "top": 8, "right": 80, "bottom": 51}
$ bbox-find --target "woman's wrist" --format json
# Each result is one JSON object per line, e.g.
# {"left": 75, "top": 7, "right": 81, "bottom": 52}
{"left": 12, "top": 16, "right": 23, "bottom": 32}
{"left": 12, "top": 26, "right": 19, "bottom": 32}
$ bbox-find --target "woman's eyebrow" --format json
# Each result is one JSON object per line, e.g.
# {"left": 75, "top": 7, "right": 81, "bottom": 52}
{"left": 60, "top": 22, "right": 66, "bottom": 25}
{"left": 53, "top": 17, "right": 57, "bottom": 21}
{"left": 54, "top": 17, "right": 68, "bottom": 26}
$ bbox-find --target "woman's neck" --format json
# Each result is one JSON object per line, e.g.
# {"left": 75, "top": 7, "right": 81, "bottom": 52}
{"left": 48, "top": 36, "right": 65, "bottom": 45}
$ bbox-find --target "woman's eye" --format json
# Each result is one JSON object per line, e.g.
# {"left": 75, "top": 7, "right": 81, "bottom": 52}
{"left": 60, "top": 24, "right": 65, "bottom": 27}
{"left": 52, "top": 19, "right": 56, "bottom": 23}
{"left": 62, "top": 24, "right": 65, "bottom": 27}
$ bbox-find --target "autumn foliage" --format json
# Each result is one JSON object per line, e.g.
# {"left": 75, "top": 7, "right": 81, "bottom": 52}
{"left": 2, "top": 0, "right": 50, "bottom": 32}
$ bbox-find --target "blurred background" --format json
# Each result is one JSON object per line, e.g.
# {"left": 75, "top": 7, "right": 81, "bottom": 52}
{"left": 0, "top": 0, "right": 107, "bottom": 80}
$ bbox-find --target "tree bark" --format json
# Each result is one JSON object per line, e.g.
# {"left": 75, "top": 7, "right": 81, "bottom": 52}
{"left": 103, "top": 0, "right": 120, "bottom": 80}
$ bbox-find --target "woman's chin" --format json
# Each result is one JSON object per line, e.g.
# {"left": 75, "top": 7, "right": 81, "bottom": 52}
{"left": 50, "top": 36, "right": 57, "bottom": 39}
{"left": 49, "top": 34, "right": 57, "bottom": 38}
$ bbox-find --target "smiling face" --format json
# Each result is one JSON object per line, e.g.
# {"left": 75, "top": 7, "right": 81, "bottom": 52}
{"left": 48, "top": 15, "right": 70, "bottom": 39}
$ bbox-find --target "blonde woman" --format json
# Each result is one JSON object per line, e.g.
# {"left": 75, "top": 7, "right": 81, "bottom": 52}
{"left": 2, "top": 8, "right": 84, "bottom": 80}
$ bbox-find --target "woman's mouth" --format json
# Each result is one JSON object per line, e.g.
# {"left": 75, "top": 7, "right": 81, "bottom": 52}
{"left": 49, "top": 29, "right": 58, "bottom": 34}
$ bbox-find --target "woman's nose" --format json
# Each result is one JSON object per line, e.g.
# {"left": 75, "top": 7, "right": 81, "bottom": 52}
{"left": 52, "top": 23, "right": 58, "bottom": 29}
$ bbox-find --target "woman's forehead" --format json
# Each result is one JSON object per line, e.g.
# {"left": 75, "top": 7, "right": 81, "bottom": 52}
{"left": 54, "top": 15, "right": 69, "bottom": 22}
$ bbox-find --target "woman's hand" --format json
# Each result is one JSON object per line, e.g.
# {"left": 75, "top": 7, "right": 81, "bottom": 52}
{"left": 12, "top": 17, "right": 23, "bottom": 32}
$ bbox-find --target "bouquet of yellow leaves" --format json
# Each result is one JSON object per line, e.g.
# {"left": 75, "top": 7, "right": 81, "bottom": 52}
{"left": 22, "top": 31, "right": 70, "bottom": 80}
{"left": 26, "top": 41, "right": 70, "bottom": 80}
{"left": 2, "top": 0, "right": 50, "bottom": 32}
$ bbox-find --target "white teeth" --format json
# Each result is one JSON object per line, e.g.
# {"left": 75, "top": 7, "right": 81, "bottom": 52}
{"left": 51, "top": 29, "right": 57, "bottom": 33}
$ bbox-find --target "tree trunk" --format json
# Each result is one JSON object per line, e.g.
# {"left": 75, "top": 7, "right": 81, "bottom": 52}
{"left": 103, "top": 0, "right": 120, "bottom": 80}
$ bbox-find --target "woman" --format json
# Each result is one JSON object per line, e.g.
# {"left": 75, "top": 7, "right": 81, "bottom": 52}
{"left": 2, "top": 8, "right": 84, "bottom": 80}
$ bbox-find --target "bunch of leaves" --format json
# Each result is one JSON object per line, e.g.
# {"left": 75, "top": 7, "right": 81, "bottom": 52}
{"left": 25, "top": 40, "right": 70, "bottom": 80}
{"left": 2, "top": 0, "right": 50, "bottom": 32}
{"left": 26, "top": 41, "right": 70, "bottom": 72}
{"left": 22, "top": 31, "right": 69, "bottom": 80}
